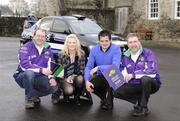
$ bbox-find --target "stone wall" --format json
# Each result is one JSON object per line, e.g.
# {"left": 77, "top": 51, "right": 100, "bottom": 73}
{"left": 125, "top": 9, "right": 180, "bottom": 41}
{"left": 123, "top": 0, "right": 180, "bottom": 41}
{"left": 0, "top": 17, "right": 25, "bottom": 37}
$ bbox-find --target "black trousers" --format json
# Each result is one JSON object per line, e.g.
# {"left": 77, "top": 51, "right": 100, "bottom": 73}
{"left": 114, "top": 76, "right": 160, "bottom": 108}
{"left": 90, "top": 75, "right": 113, "bottom": 105}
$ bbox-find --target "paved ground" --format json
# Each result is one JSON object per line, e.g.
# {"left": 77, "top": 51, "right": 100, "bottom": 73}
{"left": 0, "top": 37, "right": 180, "bottom": 121}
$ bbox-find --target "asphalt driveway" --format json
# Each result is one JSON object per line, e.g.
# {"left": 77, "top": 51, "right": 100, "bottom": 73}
{"left": 0, "top": 37, "right": 180, "bottom": 121}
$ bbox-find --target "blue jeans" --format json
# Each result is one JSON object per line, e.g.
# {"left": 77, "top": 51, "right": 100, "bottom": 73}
{"left": 13, "top": 70, "right": 57, "bottom": 99}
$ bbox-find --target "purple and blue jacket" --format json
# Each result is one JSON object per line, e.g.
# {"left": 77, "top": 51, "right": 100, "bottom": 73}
{"left": 122, "top": 47, "right": 161, "bottom": 85}
{"left": 18, "top": 40, "right": 54, "bottom": 76}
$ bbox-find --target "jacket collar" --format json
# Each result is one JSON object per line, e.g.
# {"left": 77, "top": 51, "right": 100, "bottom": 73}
{"left": 33, "top": 39, "right": 49, "bottom": 49}
{"left": 124, "top": 46, "right": 143, "bottom": 57}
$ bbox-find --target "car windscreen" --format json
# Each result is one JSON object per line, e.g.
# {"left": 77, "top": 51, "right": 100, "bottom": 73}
{"left": 70, "top": 21, "right": 102, "bottom": 34}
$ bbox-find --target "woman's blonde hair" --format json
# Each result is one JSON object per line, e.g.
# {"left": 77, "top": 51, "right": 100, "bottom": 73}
{"left": 61, "top": 34, "right": 84, "bottom": 59}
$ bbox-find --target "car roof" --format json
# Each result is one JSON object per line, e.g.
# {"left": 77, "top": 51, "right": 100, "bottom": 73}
{"left": 41, "top": 15, "right": 95, "bottom": 22}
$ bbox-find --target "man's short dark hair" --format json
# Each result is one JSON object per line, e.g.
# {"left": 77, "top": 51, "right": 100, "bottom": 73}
{"left": 98, "top": 30, "right": 111, "bottom": 41}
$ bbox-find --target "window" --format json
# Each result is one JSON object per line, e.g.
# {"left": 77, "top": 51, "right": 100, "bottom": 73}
{"left": 39, "top": 18, "right": 53, "bottom": 31}
{"left": 51, "top": 19, "right": 68, "bottom": 33}
{"left": 175, "top": 0, "right": 180, "bottom": 19}
{"left": 70, "top": 21, "right": 102, "bottom": 34}
{"left": 148, "top": 0, "right": 159, "bottom": 19}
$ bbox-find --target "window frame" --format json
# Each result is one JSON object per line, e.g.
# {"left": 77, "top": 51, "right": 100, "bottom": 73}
{"left": 51, "top": 19, "right": 69, "bottom": 33}
{"left": 148, "top": 0, "right": 159, "bottom": 20}
{"left": 39, "top": 18, "right": 53, "bottom": 31}
{"left": 175, "top": 0, "right": 180, "bottom": 19}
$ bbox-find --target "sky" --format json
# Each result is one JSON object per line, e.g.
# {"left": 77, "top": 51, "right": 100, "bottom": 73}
{"left": 0, "top": 0, "right": 10, "bottom": 5}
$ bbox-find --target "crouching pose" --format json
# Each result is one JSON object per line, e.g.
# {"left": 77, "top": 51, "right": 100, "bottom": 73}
{"left": 51, "top": 34, "right": 92, "bottom": 105}
{"left": 84, "top": 30, "right": 121, "bottom": 110}
{"left": 114, "top": 33, "right": 161, "bottom": 116}
{"left": 13, "top": 29, "right": 57, "bottom": 109}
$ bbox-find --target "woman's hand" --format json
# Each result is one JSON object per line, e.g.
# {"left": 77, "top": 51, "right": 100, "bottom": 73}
{"left": 49, "top": 78, "right": 57, "bottom": 86}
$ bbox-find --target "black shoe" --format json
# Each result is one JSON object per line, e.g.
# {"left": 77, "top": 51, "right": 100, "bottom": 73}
{"left": 33, "top": 97, "right": 41, "bottom": 104}
{"left": 74, "top": 95, "right": 80, "bottom": 106}
{"left": 85, "top": 91, "right": 93, "bottom": 104}
{"left": 132, "top": 107, "right": 149, "bottom": 117}
{"left": 100, "top": 99, "right": 106, "bottom": 105}
{"left": 64, "top": 95, "right": 70, "bottom": 103}
{"left": 101, "top": 103, "right": 113, "bottom": 110}
{"left": 103, "top": 88, "right": 114, "bottom": 110}
{"left": 133, "top": 102, "right": 141, "bottom": 111}
{"left": 101, "top": 99, "right": 113, "bottom": 110}
{"left": 51, "top": 94, "right": 60, "bottom": 104}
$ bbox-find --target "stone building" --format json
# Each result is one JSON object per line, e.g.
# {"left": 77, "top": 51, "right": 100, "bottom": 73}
{"left": 111, "top": 0, "right": 180, "bottom": 40}
{"left": 8, "top": 0, "right": 178, "bottom": 40}
{"left": 63, "top": 0, "right": 180, "bottom": 40}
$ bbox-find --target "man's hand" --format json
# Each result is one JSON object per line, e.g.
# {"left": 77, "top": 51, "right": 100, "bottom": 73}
{"left": 124, "top": 74, "right": 133, "bottom": 82}
{"left": 90, "top": 66, "right": 98, "bottom": 76}
{"left": 86, "top": 81, "right": 94, "bottom": 93}
{"left": 49, "top": 78, "right": 57, "bottom": 86}
{"left": 42, "top": 68, "right": 52, "bottom": 76}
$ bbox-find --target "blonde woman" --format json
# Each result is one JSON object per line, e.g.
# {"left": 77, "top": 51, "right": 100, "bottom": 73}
{"left": 51, "top": 34, "right": 87, "bottom": 105}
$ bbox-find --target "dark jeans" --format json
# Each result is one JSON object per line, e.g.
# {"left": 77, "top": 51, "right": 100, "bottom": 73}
{"left": 90, "top": 75, "right": 113, "bottom": 105}
{"left": 13, "top": 70, "right": 57, "bottom": 99}
{"left": 114, "top": 76, "right": 160, "bottom": 107}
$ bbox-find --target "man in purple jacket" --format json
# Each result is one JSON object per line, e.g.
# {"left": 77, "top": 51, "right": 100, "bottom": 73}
{"left": 114, "top": 33, "right": 161, "bottom": 116}
{"left": 13, "top": 29, "right": 57, "bottom": 109}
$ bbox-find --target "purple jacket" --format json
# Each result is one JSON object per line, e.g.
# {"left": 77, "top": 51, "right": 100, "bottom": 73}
{"left": 122, "top": 47, "right": 161, "bottom": 85}
{"left": 18, "top": 40, "right": 54, "bottom": 75}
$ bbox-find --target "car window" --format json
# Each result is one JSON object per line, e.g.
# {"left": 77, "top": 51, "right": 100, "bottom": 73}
{"left": 39, "top": 18, "right": 53, "bottom": 31}
{"left": 70, "top": 21, "right": 102, "bottom": 34}
{"left": 52, "top": 19, "right": 68, "bottom": 33}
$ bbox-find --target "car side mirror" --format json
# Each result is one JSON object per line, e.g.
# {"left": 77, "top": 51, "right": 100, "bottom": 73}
{"left": 64, "top": 29, "right": 71, "bottom": 35}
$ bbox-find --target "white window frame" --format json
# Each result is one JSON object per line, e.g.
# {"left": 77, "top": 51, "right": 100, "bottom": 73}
{"left": 148, "top": 0, "right": 159, "bottom": 20}
{"left": 175, "top": 0, "right": 180, "bottom": 19}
